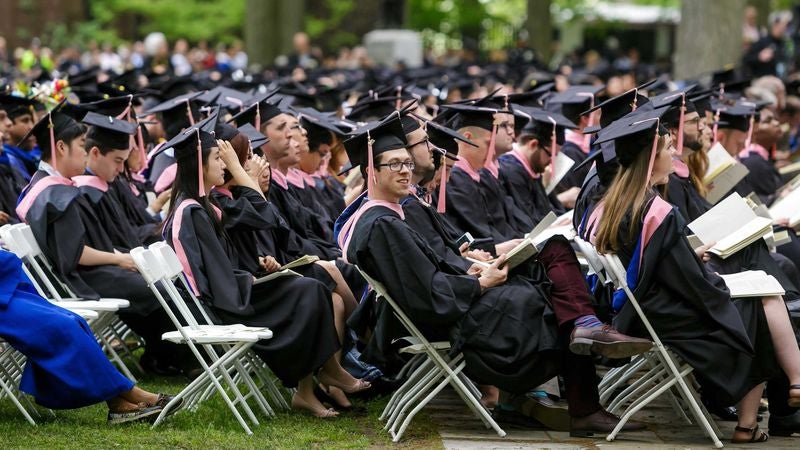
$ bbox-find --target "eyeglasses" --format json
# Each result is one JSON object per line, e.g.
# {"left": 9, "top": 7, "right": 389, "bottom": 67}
{"left": 407, "top": 137, "right": 431, "bottom": 149}
{"left": 495, "top": 121, "right": 515, "bottom": 132}
{"left": 376, "top": 161, "right": 415, "bottom": 172}
{"left": 683, "top": 116, "right": 701, "bottom": 127}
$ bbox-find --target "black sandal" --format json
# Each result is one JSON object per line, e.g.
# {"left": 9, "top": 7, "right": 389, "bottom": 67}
{"left": 731, "top": 424, "right": 769, "bottom": 443}
{"left": 788, "top": 384, "right": 800, "bottom": 407}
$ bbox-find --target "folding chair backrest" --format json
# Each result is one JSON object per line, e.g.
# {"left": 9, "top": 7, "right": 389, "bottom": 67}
{"left": 573, "top": 236, "right": 609, "bottom": 285}
{"left": 130, "top": 246, "right": 200, "bottom": 333}
{"left": 12, "top": 223, "right": 78, "bottom": 300}
{"left": 0, "top": 225, "right": 49, "bottom": 299}
{"left": 145, "top": 242, "right": 215, "bottom": 328}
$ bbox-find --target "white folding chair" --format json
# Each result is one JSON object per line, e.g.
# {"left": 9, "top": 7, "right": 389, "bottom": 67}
{"left": 576, "top": 237, "right": 723, "bottom": 448}
{"left": 0, "top": 341, "right": 41, "bottom": 425}
{"left": 356, "top": 267, "right": 505, "bottom": 442}
{"left": 146, "top": 242, "right": 289, "bottom": 412}
{"left": 0, "top": 224, "right": 142, "bottom": 380}
{"left": 131, "top": 244, "right": 281, "bottom": 434}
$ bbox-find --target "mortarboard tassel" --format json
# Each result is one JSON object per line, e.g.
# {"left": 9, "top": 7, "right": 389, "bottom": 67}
{"left": 180, "top": 98, "right": 195, "bottom": 126}
{"left": 484, "top": 124, "right": 499, "bottom": 178}
{"left": 675, "top": 94, "right": 686, "bottom": 156}
{"left": 48, "top": 113, "right": 57, "bottom": 172}
{"left": 366, "top": 130, "right": 375, "bottom": 199}
{"left": 437, "top": 152, "right": 447, "bottom": 214}
{"left": 712, "top": 108, "right": 721, "bottom": 145}
{"left": 579, "top": 93, "right": 595, "bottom": 150}
{"left": 136, "top": 123, "right": 147, "bottom": 170}
{"left": 631, "top": 88, "right": 639, "bottom": 112}
{"left": 644, "top": 119, "right": 661, "bottom": 188}
{"left": 196, "top": 129, "right": 205, "bottom": 197}
{"left": 254, "top": 103, "right": 261, "bottom": 132}
{"left": 744, "top": 114, "right": 755, "bottom": 151}
{"left": 395, "top": 86, "right": 402, "bottom": 110}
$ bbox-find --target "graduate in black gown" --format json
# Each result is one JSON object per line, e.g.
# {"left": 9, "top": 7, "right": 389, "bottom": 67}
{"left": 740, "top": 106, "right": 784, "bottom": 206}
{"left": 340, "top": 113, "right": 649, "bottom": 434}
{"left": 162, "top": 122, "right": 370, "bottom": 418}
{"left": 14, "top": 107, "right": 192, "bottom": 376}
{"left": 231, "top": 99, "right": 342, "bottom": 260}
{"left": 584, "top": 107, "right": 800, "bottom": 443}
{"left": 498, "top": 106, "right": 571, "bottom": 228}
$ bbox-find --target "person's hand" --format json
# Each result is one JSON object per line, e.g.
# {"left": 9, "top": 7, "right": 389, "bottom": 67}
{"left": 556, "top": 186, "right": 580, "bottom": 209}
{"left": 217, "top": 139, "right": 240, "bottom": 170}
{"left": 259, "top": 255, "right": 281, "bottom": 273}
{"left": 478, "top": 255, "right": 508, "bottom": 291}
{"left": 467, "top": 263, "right": 484, "bottom": 276}
{"left": 694, "top": 241, "right": 715, "bottom": 263}
{"left": 150, "top": 188, "right": 171, "bottom": 213}
{"left": 0, "top": 211, "right": 10, "bottom": 225}
{"left": 758, "top": 46, "right": 775, "bottom": 63}
{"left": 465, "top": 249, "right": 493, "bottom": 262}
{"left": 495, "top": 239, "right": 523, "bottom": 255}
{"left": 114, "top": 252, "right": 138, "bottom": 272}
{"left": 247, "top": 154, "right": 270, "bottom": 186}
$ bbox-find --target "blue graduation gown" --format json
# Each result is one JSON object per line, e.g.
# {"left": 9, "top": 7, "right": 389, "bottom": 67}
{"left": 0, "top": 250, "right": 133, "bottom": 409}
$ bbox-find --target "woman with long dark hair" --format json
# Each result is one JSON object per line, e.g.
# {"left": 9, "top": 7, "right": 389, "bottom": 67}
{"left": 583, "top": 111, "right": 800, "bottom": 444}
{"left": 163, "top": 125, "right": 369, "bottom": 418}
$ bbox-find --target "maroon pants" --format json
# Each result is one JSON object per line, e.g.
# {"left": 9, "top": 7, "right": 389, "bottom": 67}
{"left": 538, "top": 236, "right": 601, "bottom": 417}
{"left": 537, "top": 236, "right": 597, "bottom": 327}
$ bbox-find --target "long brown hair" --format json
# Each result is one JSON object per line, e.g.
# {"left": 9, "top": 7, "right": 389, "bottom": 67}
{"left": 685, "top": 146, "right": 709, "bottom": 197}
{"left": 594, "top": 134, "right": 669, "bottom": 254}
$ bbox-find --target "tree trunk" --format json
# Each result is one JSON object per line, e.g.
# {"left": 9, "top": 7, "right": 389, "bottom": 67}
{"left": 245, "top": 0, "right": 305, "bottom": 67}
{"left": 673, "top": 0, "right": 746, "bottom": 80}
{"left": 526, "top": 0, "right": 553, "bottom": 63}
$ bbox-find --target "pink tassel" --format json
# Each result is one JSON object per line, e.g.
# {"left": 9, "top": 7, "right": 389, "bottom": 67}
{"left": 48, "top": 114, "right": 57, "bottom": 170}
{"left": 484, "top": 124, "right": 499, "bottom": 178}
{"left": 366, "top": 130, "right": 375, "bottom": 199}
{"left": 437, "top": 153, "right": 447, "bottom": 213}
{"left": 137, "top": 124, "right": 147, "bottom": 171}
{"left": 183, "top": 99, "right": 195, "bottom": 126}
{"left": 255, "top": 103, "right": 261, "bottom": 131}
{"left": 196, "top": 129, "right": 205, "bottom": 197}
{"left": 712, "top": 108, "right": 721, "bottom": 145}
{"left": 675, "top": 95, "right": 686, "bottom": 156}
{"left": 548, "top": 117, "right": 557, "bottom": 180}
{"left": 645, "top": 120, "right": 660, "bottom": 188}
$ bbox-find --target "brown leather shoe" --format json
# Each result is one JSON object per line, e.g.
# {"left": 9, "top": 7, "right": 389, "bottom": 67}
{"left": 570, "top": 325, "right": 652, "bottom": 358}
{"left": 570, "top": 409, "right": 647, "bottom": 437}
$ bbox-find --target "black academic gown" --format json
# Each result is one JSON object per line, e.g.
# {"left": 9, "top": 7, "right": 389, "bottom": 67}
{"left": 318, "top": 175, "right": 346, "bottom": 220}
{"left": 592, "top": 199, "right": 778, "bottom": 405}
{"left": 498, "top": 154, "right": 567, "bottom": 228}
{"left": 268, "top": 179, "right": 340, "bottom": 260}
{"left": 75, "top": 175, "right": 143, "bottom": 252}
{"left": 665, "top": 173, "right": 712, "bottom": 223}
{"left": 442, "top": 167, "right": 513, "bottom": 244}
{"left": 210, "top": 186, "right": 335, "bottom": 291}
{"left": 479, "top": 167, "right": 532, "bottom": 236}
{"left": 741, "top": 151, "right": 782, "bottom": 206}
{"left": 109, "top": 176, "right": 161, "bottom": 245}
{"left": 164, "top": 196, "right": 339, "bottom": 386}
{"left": 346, "top": 205, "right": 560, "bottom": 393}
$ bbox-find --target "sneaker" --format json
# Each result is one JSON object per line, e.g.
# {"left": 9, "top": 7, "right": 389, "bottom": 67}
{"left": 107, "top": 404, "right": 163, "bottom": 425}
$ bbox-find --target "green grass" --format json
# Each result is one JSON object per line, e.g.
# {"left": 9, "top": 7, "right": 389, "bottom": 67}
{"left": 0, "top": 375, "right": 441, "bottom": 449}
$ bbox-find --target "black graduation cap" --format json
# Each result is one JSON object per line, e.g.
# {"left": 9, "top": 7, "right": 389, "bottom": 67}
{"left": 545, "top": 85, "right": 604, "bottom": 123}
{"left": 228, "top": 91, "right": 283, "bottom": 128}
{"left": 143, "top": 91, "right": 204, "bottom": 138}
{"left": 440, "top": 103, "right": 511, "bottom": 131}
{"left": 594, "top": 107, "right": 670, "bottom": 168}
{"left": 582, "top": 79, "right": 657, "bottom": 127}
{"left": 342, "top": 111, "right": 408, "bottom": 176}
{"left": 294, "top": 107, "right": 349, "bottom": 136}
{"left": 688, "top": 89, "right": 714, "bottom": 117}
{"left": 82, "top": 111, "right": 138, "bottom": 150}
{"left": 79, "top": 94, "right": 138, "bottom": 117}
{"left": 645, "top": 85, "right": 699, "bottom": 129}
{"left": 717, "top": 104, "right": 756, "bottom": 131}
{"left": 0, "top": 93, "right": 37, "bottom": 119}
{"left": 425, "top": 120, "right": 475, "bottom": 157}
{"left": 346, "top": 96, "right": 405, "bottom": 122}
{"left": 238, "top": 123, "right": 269, "bottom": 149}
{"left": 514, "top": 105, "right": 577, "bottom": 146}
{"left": 17, "top": 101, "right": 86, "bottom": 167}
{"left": 162, "top": 114, "right": 219, "bottom": 197}
{"left": 197, "top": 86, "right": 250, "bottom": 112}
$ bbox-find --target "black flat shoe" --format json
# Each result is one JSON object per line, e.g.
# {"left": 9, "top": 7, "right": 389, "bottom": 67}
{"left": 107, "top": 404, "right": 163, "bottom": 425}
{"left": 313, "top": 386, "right": 366, "bottom": 413}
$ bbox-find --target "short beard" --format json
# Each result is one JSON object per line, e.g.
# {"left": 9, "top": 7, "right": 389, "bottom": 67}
{"left": 684, "top": 137, "right": 703, "bottom": 152}
{"left": 414, "top": 165, "right": 436, "bottom": 185}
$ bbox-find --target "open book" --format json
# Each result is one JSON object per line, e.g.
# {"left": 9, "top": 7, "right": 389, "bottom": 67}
{"left": 545, "top": 152, "right": 576, "bottom": 194}
{"left": 279, "top": 255, "right": 320, "bottom": 271}
{"left": 687, "top": 193, "right": 773, "bottom": 259}
{"left": 254, "top": 269, "right": 301, "bottom": 285}
{"left": 779, "top": 160, "right": 800, "bottom": 176}
{"left": 768, "top": 187, "right": 800, "bottom": 228}
{"left": 703, "top": 142, "right": 750, "bottom": 205}
{"left": 719, "top": 271, "right": 785, "bottom": 298}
